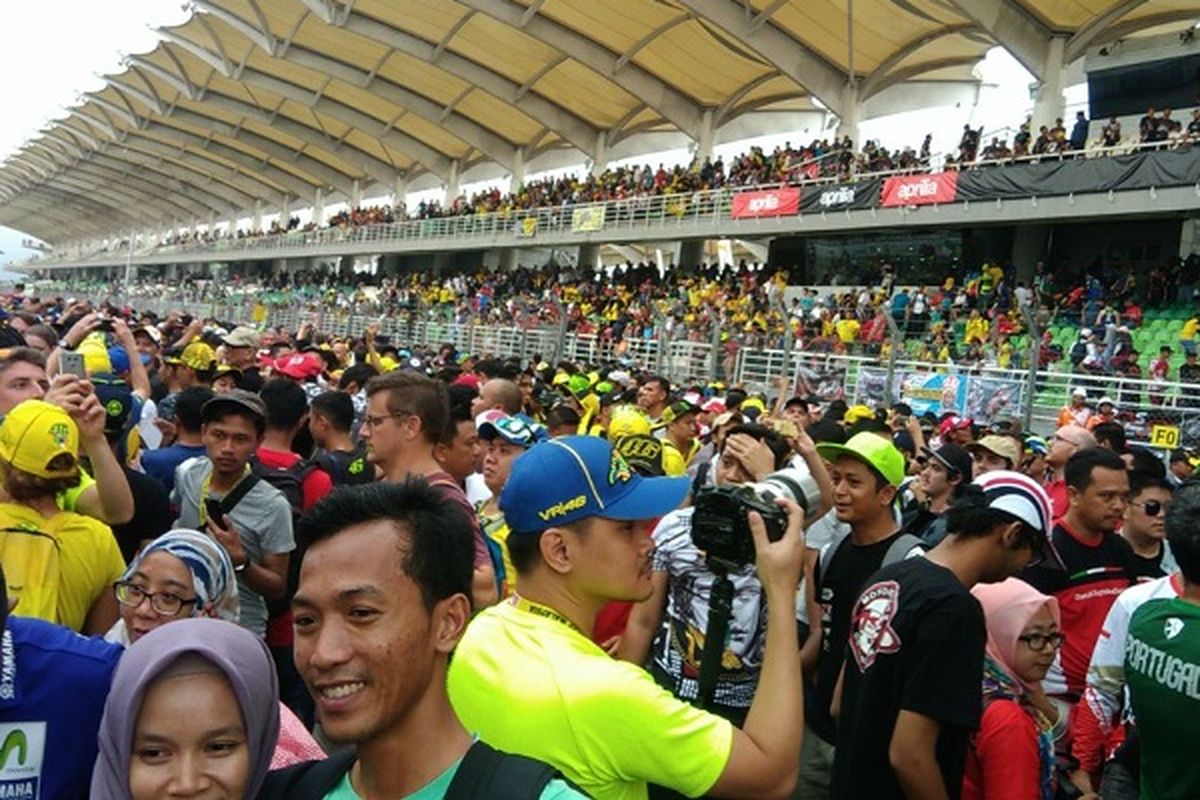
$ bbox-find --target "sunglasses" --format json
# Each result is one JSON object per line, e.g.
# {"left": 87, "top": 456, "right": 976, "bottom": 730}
{"left": 1132, "top": 500, "right": 1168, "bottom": 517}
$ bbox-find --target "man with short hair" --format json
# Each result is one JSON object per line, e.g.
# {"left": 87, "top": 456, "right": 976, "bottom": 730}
{"left": 471, "top": 378, "right": 523, "bottom": 418}
{"left": 797, "top": 432, "right": 922, "bottom": 799}
{"left": 140, "top": 385, "right": 214, "bottom": 492}
{"left": 637, "top": 375, "right": 670, "bottom": 422}
{"left": 172, "top": 390, "right": 294, "bottom": 638}
{"left": 1020, "top": 447, "right": 1138, "bottom": 704}
{"left": 308, "top": 390, "right": 373, "bottom": 486}
{"left": 475, "top": 413, "right": 547, "bottom": 593}
{"left": 1122, "top": 472, "right": 1175, "bottom": 579}
{"left": 362, "top": 371, "right": 497, "bottom": 608}
{"left": 832, "top": 471, "right": 1055, "bottom": 799}
{"left": 0, "top": 399, "right": 125, "bottom": 633}
{"left": 1043, "top": 424, "right": 1095, "bottom": 519}
{"left": 435, "top": 402, "right": 481, "bottom": 488}
{"left": 449, "top": 436, "right": 808, "bottom": 799}
{"left": 257, "top": 377, "right": 333, "bottom": 511}
{"left": 262, "top": 481, "right": 585, "bottom": 799}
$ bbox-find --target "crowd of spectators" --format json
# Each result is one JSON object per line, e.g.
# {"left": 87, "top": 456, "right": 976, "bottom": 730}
{"left": 53, "top": 108, "right": 1199, "bottom": 263}
{"left": 0, "top": 278, "right": 1198, "bottom": 800}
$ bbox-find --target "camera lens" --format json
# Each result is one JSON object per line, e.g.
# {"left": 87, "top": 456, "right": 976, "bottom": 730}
{"left": 745, "top": 466, "right": 822, "bottom": 515}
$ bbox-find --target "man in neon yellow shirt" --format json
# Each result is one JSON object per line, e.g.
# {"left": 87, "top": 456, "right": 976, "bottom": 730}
{"left": 448, "top": 436, "right": 807, "bottom": 800}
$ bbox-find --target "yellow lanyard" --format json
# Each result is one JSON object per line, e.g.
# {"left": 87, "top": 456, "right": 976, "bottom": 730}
{"left": 199, "top": 464, "right": 251, "bottom": 525}
{"left": 510, "top": 595, "right": 583, "bottom": 636}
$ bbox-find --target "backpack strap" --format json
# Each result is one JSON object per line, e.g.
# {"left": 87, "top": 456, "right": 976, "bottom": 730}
{"left": 445, "top": 741, "right": 560, "bottom": 800}
{"left": 882, "top": 533, "right": 925, "bottom": 568}
{"left": 219, "top": 472, "right": 261, "bottom": 516}
{"left": 817, "top": 534, "right": 848, "bottom": 580}
{"left": 256, "top": 749, "right": 357, "bottom": 800}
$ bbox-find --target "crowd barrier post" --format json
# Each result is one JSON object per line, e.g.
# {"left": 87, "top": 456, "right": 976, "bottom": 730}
{"left": 553, "top": 299, "right": 568, "bottom": 364}
{"left": 654, "top": 311, "right": 668, "bottom": 375}
{"left": 1020, "top": 304, "right": 1040, "bottom": 432}
{"left": 708, "top": 319, "right": 721, "bottom": 382}
{"left": 884, "top": 312, "right": 903, "bottom": 401}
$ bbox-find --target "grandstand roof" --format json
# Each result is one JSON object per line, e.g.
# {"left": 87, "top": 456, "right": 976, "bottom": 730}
{"left": 1, "top": 0, "right": 1196, "bottom": 244}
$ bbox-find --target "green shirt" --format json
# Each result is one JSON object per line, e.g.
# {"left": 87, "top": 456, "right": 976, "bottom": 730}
{"left": 1125, "top": 596, "right": 1200, "bottom": 800}
{"left": 322, "top": 755, "right": 586, "bottom": 799}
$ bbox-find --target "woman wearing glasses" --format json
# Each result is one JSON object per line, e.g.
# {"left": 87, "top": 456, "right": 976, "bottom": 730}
{"left": 104, "top": 529, "right": 323, "bottom": 769}
{"left": 963, "top": 579, "right": 1092, "bottom": 800}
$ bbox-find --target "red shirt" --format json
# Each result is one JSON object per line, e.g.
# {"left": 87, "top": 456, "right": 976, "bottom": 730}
{"left": 961, "top": 700, "right": 1043, "bottom": 800}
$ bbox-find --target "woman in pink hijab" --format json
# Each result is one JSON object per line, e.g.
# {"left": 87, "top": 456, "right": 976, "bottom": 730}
{"left": 962, "top": 578, "right": 1077, "bottom": 800}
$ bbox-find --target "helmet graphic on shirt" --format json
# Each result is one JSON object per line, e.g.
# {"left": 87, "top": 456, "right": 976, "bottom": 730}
{"left": 849, "top": 580, "right": 902, "bottom": 672}
{"left": 1165, "top": 617, "right": 1184, "bottom": 640}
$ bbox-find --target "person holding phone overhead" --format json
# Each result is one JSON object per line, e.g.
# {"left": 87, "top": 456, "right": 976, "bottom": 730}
{"left": 170, "top": 391, "right": 294, "bottom": 639}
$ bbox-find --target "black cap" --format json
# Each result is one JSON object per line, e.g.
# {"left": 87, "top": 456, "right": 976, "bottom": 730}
{"left": 922, "top": 443, "right": 973, "bottom": 480}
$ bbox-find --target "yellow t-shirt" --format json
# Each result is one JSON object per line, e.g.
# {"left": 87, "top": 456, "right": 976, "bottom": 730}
{"left": 448, "top": 601, "right": 733, "bottom": 800}
{"left": 0, "top": 502, "right": 125, "bottom": 632}
{"left": 660, "top": 440, "right": 694, "bottom": 477}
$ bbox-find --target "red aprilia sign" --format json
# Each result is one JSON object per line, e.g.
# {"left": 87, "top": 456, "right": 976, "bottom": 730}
{"left": 730, "top": 187, "right": 801, "bottom": 218}
{"left": 880, "top": 172, "right": 958, "bottom": 207}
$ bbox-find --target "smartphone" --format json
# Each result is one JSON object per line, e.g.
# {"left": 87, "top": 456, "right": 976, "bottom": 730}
{"left": 205, "top": 498, "right": 227, "bottom": 527}
{"left": 60, "top": 351, "right": 87, "bottom": 378}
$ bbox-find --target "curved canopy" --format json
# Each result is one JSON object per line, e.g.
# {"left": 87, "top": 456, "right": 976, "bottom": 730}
{"left": 0, "top": 0, "right": 1194, "bottom": 244}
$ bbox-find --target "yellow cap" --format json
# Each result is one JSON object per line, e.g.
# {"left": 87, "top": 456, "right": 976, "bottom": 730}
{"left": 78, "top": 335, "right": 111, "bottom": 376}
{"left": 607, "top": 404, "right": 652, "bottom": 439}
{"left": 0, "top": 399, "right": 80, "bottom": 479}
{"left": 842, "top": 404, "right": 876, "bottom": 425}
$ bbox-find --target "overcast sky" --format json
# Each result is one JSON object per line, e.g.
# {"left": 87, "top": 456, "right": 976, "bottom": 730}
{"left": 0, "top": 3, "right": 1073, "bottom": 269}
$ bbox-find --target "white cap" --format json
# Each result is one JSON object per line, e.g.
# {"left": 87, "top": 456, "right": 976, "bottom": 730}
{"left": 1098, "top": 396, "right": 1115, "bottom": 407}
{"left": 1072, "top": 387, "right": 1087, "bottom": 398}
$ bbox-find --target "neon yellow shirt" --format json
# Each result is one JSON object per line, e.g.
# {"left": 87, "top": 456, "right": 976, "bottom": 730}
{"left": 448, "top": 601, "right": 733, "bottom": 800}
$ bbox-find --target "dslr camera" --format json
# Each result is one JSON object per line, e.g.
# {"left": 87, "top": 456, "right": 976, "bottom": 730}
{"left": 691, "top": 467, "right": 821, "bottom": 568}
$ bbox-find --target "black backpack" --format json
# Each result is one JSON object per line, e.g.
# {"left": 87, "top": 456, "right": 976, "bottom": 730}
{"left": 249, "top": 455, "right": 314, "bottom": 517}
{"left": 256, "top": 741, "right": 571, "bottom": 800}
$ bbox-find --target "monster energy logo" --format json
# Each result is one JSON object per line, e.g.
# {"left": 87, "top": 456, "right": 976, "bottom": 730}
{"left": 0, "top": 731, "right": 25, "bottom": 769}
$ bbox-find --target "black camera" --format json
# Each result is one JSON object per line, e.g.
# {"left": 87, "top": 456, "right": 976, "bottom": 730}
{"left": 690, "top": 468, "right": 821, "bottom": 568}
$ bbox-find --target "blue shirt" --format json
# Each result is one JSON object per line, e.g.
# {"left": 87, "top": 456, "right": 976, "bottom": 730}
{"left": 141, "top": 443, "right": 207, "bottom": 493}
{"left": 0, "top": 618, "right": 122, "bottom": 799}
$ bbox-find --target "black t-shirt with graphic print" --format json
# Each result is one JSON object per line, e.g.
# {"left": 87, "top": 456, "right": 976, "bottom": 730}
{"left": 831, "top": 557, "right": 984, "bottom": 800}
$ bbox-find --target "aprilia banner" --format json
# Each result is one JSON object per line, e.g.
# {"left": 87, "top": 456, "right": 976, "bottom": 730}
{"left": 799, "top": 178, "right": 883, "bottom": 212}
{"left": 881, "top": 172, "right": 959, "bottom": 207}
{"left": 731, "top": 187, "right": 801, "bottom": 218}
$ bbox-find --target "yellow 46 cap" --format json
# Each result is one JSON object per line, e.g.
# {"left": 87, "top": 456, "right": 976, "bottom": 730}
{"left": 0, "top": 400, "right": 80, "bottom": 479}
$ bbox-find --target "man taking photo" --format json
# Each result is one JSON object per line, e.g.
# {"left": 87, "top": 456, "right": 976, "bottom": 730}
{"left": 448, "top": 436, "right": 807, "bottom": 799}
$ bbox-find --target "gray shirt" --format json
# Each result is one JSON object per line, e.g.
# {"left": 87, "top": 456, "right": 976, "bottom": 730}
{"left": 172, "top": 457, "right": 295, "bottom": 637}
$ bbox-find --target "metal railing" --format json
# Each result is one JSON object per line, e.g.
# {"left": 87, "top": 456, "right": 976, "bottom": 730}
{"left": 95, "top": 292, "right": 1200, "bottom": 445}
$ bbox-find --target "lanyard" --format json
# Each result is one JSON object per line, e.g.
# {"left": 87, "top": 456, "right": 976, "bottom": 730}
{"left": 510, "top": 595, "right": 583, "bottom": 636}
{"left": 199, "top": 464, "right": 250, "bottom": 525}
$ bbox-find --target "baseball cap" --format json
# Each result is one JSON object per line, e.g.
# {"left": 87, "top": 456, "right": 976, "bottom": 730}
{"left": 133, "top": 325, "right": 162, "bottom": 346}
{"left": 500, "top": 436, "right": 689, "bottom": 534}
{"left": 1071, "top": 387, "right": 1087, "bottom": 398}
{"left": 1097, "top": 396, "right": 1115, "bottom": 409}
{"left": 658, "top": 400, "right": 699, "bottom": 427}
{"left": 201, "top": 389, "right": 266, "bottom": 425}
{"left": 478, "top": 413, "right": 547, "bottom": 448}
{"left": 164, "top": 341, "right": 217, "bottom": 373}
{"left": 938, "top": 415, "right": 973, "bottom": 436}
{"left": 922, "top": 443, "right": 972, "bottom": 479}
{"left": 0, "top": 399, "right": 80, "bottom": 479}
{"left": 90, "top": 373, "right": 136, "bottom": 438}
{"left": 843, "top": 404, "right": 876, "bottom": 425}
{"left": 1025, "top": 435, "right": 1049, "bottom": 457}
{"left": 607, "top": 405, "right": 652, "bottom": 439}
{"left": 613, "top": 434, "right": 665, "bottom": 477}
{"left": 222, "top": 326, "right": 259, "bottom": 349}
{"left": 966, "top": 435, "right": 1022, "bottom": 467}
{"left": 273, "top": 352, "right": 324, "bottom": 380}
{"left": 972, "top": 470, "right": 1059, "bottom": 566}
{"left": 817, "top": 431, "right": 906, "bottom": 487}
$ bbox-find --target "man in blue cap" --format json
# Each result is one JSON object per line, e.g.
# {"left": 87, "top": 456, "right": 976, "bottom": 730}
{"left": 448, "top": 435, "right": 808, "bottom": 800}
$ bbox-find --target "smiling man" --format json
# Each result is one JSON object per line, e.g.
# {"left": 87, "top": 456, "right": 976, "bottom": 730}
{"left": 261, "top": 481, "right": 584, "bottom": 799}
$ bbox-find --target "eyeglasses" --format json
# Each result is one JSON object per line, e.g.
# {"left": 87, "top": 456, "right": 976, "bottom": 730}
{"left": 1132, "top": 500, "right": 1168, "bottom": 517}
{"left": 361, "top": 412, "right": 409, "bottom": 430}
{"left": 114, "top": 581, "right": 198, "bottom": 616}
{"left": 1017, "top": 632, "right": 1066, "bottom": 652}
